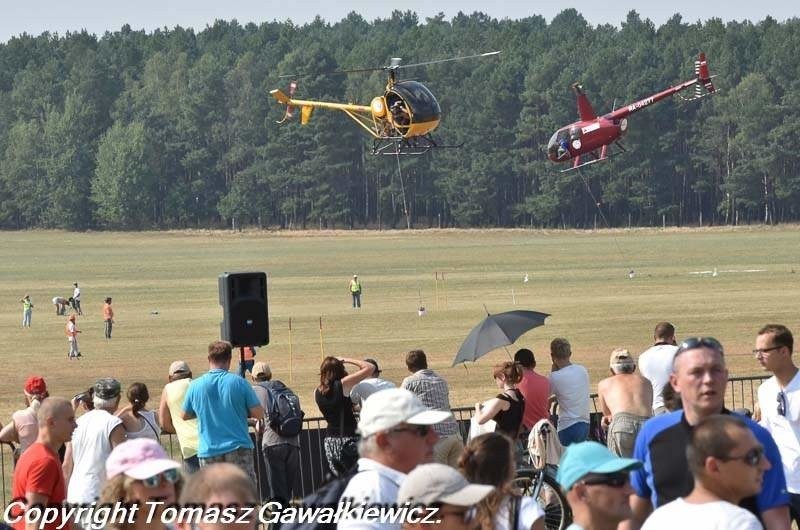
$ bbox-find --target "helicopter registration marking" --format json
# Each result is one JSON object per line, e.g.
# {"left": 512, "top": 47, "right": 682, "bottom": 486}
{"left": 627, "top": 97, "right": 654, "bottom": 112}
{"left": 581, "top": 122, "right": 600, "bottom": 135}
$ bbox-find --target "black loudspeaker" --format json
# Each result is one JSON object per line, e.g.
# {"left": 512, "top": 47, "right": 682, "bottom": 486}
{"left": 219, "top": 272, "right": 269, "bottom": 347}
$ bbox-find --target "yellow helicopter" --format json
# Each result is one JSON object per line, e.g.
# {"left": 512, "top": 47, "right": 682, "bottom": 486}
{"left": 270, "top": 51, "right": 501, "bottom": 155}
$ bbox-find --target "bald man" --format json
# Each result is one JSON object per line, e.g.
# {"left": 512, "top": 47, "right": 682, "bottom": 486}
{"left": 10, "top": 398, "right": 76, "bottom": 530}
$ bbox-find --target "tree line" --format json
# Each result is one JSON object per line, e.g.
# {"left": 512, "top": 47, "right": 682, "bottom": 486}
{"left": 1, "top": 9, "right": 799, "bottom": 230}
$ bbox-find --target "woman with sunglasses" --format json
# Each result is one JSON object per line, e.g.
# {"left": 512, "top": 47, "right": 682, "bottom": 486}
{"left": 473, "top": 362, "right": 526, "bottom": 439}
{"left": 459, "top": 432, "right": 545, "bottom": 530}
{"left": 99, "top": 438, "right": 183, "bottom": 530}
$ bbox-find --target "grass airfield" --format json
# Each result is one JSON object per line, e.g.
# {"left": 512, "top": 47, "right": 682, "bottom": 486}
{"left": 1, "top": 226, "right": 798, "bottom": 427}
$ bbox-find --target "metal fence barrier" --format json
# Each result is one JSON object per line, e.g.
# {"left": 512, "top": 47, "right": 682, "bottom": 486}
{"left": 1, "top": 374, "right": 769, "bottom": 507}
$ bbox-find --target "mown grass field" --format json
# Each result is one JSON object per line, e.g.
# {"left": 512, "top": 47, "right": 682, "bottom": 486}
{"left": 1, "top": 226, "right": 798, "bottom": 425}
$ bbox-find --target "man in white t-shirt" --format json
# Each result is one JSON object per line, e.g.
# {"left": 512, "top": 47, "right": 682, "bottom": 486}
{"left": 338, "top": 388, "right": 452, "bottom": 530}
{"left": 637, "top": 322, "right": 678, "bottom": 415}
{"left": 72, "top": 282, "right": 82, "bottom": 315}
{"left": 548, "top": 337, "right": 591, "bottom": 447}
{"left": 642, "top": 414, "right": 767, "bottom": 530}
{"left": 63, "top": 378, "right": 126, "bottom": 503}
{"left": 349, "top": 358, "right": 396, "bottom": 409}
{"left": 755, "top": 324, "right": 800, "bottom": 525}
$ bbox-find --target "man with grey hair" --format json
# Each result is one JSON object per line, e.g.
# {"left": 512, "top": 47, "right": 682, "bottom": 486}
{"left": 338, "top": 388, "right": 452, "bottom": 530}
{"left": 597, "top": 348, "right": 652, "bottom": 457}
{"left": 64, "top": 378, "right": 126, "bottom": 503}
{"left": 548, "top": 338, "right": 591, "bottom": 446}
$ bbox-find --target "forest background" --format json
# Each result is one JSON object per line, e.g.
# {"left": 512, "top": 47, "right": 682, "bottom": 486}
{"left": 1, "top": 8, "right": 799, "bottom": 231}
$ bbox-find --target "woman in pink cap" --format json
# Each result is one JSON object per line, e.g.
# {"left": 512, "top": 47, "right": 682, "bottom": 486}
{"left": 0, "top": 375, "right": 48, "bottom": 464}
{"left": 99, "top": 438, "right": 183, "bottom": 530}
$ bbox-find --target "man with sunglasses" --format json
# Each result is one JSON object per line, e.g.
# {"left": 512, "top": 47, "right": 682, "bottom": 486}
{"left": 556, "top": 441, "right": 643, "bottom": 530}
{"left": 627, "top": 337, "right": 790, "bottom": 530}
{"left": 338, "top": 388, "right": 452, "bottom": 530}
{"left": 642, "top": 415, "right": 767, "bottom": 530}
{"left": 755, "top": 324, "right": 800, "bottom": 525}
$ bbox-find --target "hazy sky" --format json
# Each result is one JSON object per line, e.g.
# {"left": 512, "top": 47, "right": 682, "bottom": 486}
{"left": 2, "top": 1, "right": 797, "bottom": 43}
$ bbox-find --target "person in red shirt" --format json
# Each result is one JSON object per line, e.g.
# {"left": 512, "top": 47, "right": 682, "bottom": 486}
{"left": 10, "top": 397, "right": 76, "bottom": 530}
{"left": 514, "top": 348, "right": 551, "bottom": 431}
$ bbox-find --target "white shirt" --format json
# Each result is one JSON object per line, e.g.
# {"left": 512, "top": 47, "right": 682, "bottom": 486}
{"left": 494, "top": 496, "right": 545, "bottom": 530}
{"left": 641, "top": 498, "right": 762, "bottom": 530}
{"left": 338, "top": 458, "right": 406, "bottom": 530}
{"left": 73, "top": 286, "right": 81, "bottom": 300}
{"left": 67, "top": 409, "right": 123, "bottom": 503}
{"left": 67, "top": 321, "right": 77, "bottom": 341}
{"left": 549, "top": 364, "right": 590, "bottom": 431}
{"left": 349, "top": 378, "right": 396, "bottom": 408}
{"left": 125, "top": 410, "right": 161, "bottom": 442}
{"left": 638, "top": 343, "right": 678, "bottom": 412}
{"left": 757, "top": 370, "right": 800, "bottom": 493}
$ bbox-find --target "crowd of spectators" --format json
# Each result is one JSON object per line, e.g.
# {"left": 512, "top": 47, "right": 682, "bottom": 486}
{"left": 2, "top": 322, "right": 798, "bottom": 530}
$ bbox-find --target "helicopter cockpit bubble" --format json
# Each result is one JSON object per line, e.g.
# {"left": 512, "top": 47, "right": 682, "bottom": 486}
{"left": 548, "top": 128, "right": 571, "bottom": 161}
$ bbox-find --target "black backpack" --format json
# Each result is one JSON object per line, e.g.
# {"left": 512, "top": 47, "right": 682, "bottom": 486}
{"left": 278, "top": 471, "right": 358, "bottom": 530}
{"left": 261, "top": 380, "right": 304, "bottom": 437}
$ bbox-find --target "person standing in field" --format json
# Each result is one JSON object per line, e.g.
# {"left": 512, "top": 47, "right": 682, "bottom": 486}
{"left": 349, "top": 274, "right": 362, "bottom": 308}
{"left": 72, "top": 282, "right": 82, "bottom": 315}
{"left": 19, "top": 294, "right": 33, "bottom": 327}
{"left": 66, "top": 314, "right": 81, "bottom": 359}
{"left": 103, "top": 297, "right": 114, "bottom": 339}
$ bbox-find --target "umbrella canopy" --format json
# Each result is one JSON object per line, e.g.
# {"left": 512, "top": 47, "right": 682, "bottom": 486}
{"left": 452, "top": 310, "right": 550, "bottom": 366}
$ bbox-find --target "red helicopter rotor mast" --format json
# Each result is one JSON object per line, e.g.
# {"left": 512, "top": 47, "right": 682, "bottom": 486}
{"left": 605, "top": 53, "right": 715, "bottom": 121}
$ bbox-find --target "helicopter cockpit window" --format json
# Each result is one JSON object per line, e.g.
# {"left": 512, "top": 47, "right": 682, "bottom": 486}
{"left": 391, "top": 81, "right": 441, "bottom": 123}
{"left": 548, "top": 128, "right": 571, "bottom": 160}
{"left": 390, "top": 100, "right": 411, "bottom": 127}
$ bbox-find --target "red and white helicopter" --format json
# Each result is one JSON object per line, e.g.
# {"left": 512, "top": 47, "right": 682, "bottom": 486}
{"left": 547, "top": 53, "right": 716, "bottom": 171}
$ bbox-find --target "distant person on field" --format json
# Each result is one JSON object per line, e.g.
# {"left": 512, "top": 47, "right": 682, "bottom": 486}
{"left": 637, "top": 322, "right": 678, "bottom": 415}
{"left": 548, "top": 338, "right": 591, "bottom": 446}
{"left": 0, "top": 376, "right": 49, "bottom": 464}
{"left": 19, "top": 294, "right": 33, "bottom": 327}
{"left": 349, "top": 274, "right": 362, "bottom": 308}
{"left": 103, "top": 297, "right": 114, "bottom": 339}
{"left": 597, "top": 348, "right": 652, "bottom": 457}
{"left": 349, "top": 358, "right": 396, "bottom": 409}
{"left": 64, "top": 378, "right": 126, "bottom": 504}
{"left": 72, "top": 282, "right": 82, "bottom": 315}
{"left": 158, "top": 361, "right": 200, "bottom": 473}
{"left": 514, "top": 348, "right": 551, "bottom": 430}
{"left": 315, "top": 356, "right": 373, "bottom": 476}
{"left": 251, "top": 361, "right": 301, "bottom": 504}
{"left": 52, "top": 296, "right": 69, "bottom": 316}
{"left": 641, "top": 414, "right": 768, "bottom": 530}
{"left": 66, "top": 314, "right": 81, "bottom": 359}
{"left": 754, "top": 324, "right": 800, "bottom": 525}
{"left": 117, "top": 382, "right": 161, "bottom": 442}
{"left": 182, "top": 340, "right": 263, "bottom": 484}
{"left": 9, "top": 397, "right": 76, "bottom": 530}
{"left": 401, "top": 349, "right": 464, "bottom": 467}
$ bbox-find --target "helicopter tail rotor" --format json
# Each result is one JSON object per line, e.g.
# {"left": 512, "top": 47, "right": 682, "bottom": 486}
{"left": 682, "top": 53, "right": 718, "bottom": 102}
{"left": 272, "top": 81, "right": 298, "bottom": 124}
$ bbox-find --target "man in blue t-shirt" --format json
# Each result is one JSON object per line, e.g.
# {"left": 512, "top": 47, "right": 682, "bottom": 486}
{"left": 182, "top": 340, "right": 264, "bottom": 485}
{"left": 627, "top": 337, "right": 790, "bottom": 530}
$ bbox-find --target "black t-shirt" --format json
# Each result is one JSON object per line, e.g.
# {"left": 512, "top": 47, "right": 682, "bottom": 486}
{"left": 315, "top": 379, "right": 357, "bottom": 437}
{"left": 493, "top": 389, "right": 525, "bottom": 438}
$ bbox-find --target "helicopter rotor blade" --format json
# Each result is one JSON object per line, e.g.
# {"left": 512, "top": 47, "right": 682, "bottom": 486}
{"left": 393, "top": 51, "right": 501, "bottom": 70}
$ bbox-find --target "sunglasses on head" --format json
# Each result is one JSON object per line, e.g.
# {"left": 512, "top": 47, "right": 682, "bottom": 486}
{"left": 140, "top": 468, "right": 179, "bottom": 488}
{"left": 676, "top": 337, "right": 724, "bottom": 356}
{"left": 719, "top": 446, "right": 764, "bottom": 467}
{"left": 777, "top": 391, "right": 787, "bottom": 417}
{"left": 580, "top": 472, "right": 629, "bottom": 488}
{"left": 387, "top": 424, "right": 431, "bottom": 437}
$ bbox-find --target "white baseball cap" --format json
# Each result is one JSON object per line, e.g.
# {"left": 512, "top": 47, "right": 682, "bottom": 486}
{"left": 358, "top": 388, "right": 452, "bottom": 438}
{"left": 398, "top": 463, "right": 494, "bottom": 506}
